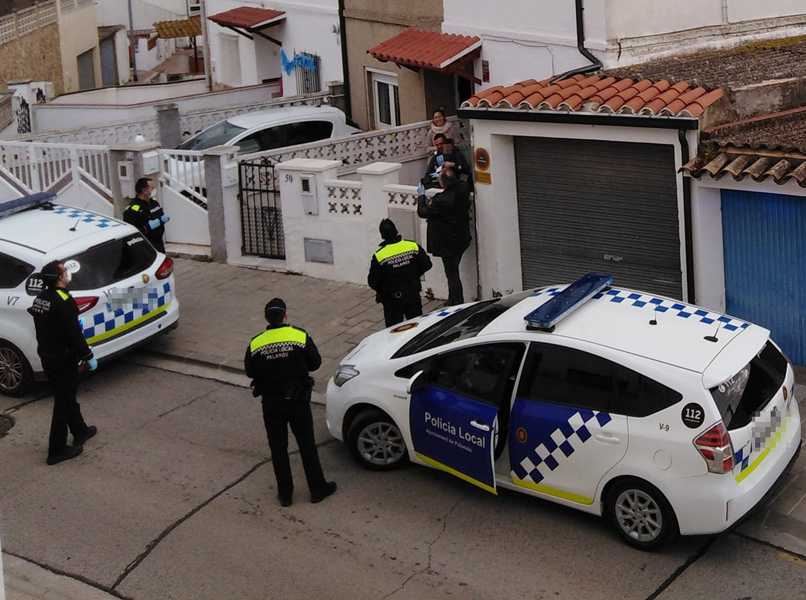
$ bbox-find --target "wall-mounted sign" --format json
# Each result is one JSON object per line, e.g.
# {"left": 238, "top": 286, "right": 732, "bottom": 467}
{"left": 475, "top": 171, "right": 491, "bottom": 185}
{"left": 474, "top": 148, "right": 490, "bottom": 171}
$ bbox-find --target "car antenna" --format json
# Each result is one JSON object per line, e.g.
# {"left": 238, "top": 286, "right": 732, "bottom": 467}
{"left": 69, "top": 200, "right": 91, "bottom": 232}
{"left": 649, "top": 305, "right": 659, "bottom": 326}
{"left": 704, "top": 315, "right": 724, "bottom": 343}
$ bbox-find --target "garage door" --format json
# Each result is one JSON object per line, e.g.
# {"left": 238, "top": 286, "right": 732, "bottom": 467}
{"left": 515, "top": 137, "right": 682, "bottom": 298}
{"left": 722, "top": 189, "right": 806, "bottom": 365}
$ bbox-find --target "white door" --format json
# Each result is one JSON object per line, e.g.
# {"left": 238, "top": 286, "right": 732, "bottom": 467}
{"left": 371, "top": 71, "right": 400, "bottom": 129}
{"left": 220, "top": 34, "right": 242, "bottom": 87}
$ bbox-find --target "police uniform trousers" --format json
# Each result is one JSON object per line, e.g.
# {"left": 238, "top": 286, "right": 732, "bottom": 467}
{"left": 441, "top": 253, "right": 464, "bottom": 306}
{"left": 382, "top": 292, "right": 423, "bottom": 327}
{"left": 261, "top": 387, "right": 327, "bottom": 498}
{"left": 42, "top": 357, "right": 89, "bottom": 456}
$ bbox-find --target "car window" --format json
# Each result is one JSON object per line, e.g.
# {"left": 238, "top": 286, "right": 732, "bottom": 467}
{"left": 518, "top": 343, "right": 617, "bottom": 412}
{"left": 62, "top": 233, "right": 157, "bottom": 291}
{"left": 177, "top": 121, "right": 247, "bottom": 151}
{"left": 0, "top": 252, "right": 34, "bottom": 289}
{"left": 236, "top": 134, "right": 262, "bottom": 155}
{"left": 419, "top": 343, "right": 525, "bottom": 407}
{"left": 285, "top": 121, "right": 333, "bottom": 146}
{"left": 611, "top": 364, "right": 682, "bottom": 417}
{"left": 393, "top": 289, "right": 535, "bottom": 358}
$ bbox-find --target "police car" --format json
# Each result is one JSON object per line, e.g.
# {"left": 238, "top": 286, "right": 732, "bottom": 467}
{"left": 0, "top": 193, "right": 179, "bottom": 396}
{"left": 326, "top": 274, "right": 801, "bottom": 550}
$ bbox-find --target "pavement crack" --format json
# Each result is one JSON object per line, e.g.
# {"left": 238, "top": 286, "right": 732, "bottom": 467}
{"left": 133, "top": 389, "right": 214, "bottom": 431}
{"left": 734, "top": 531, "right": 806, "bottom": 560}
{"left": 382, "top": 497, "right": 463, "bottom": 599}
{"left": 6, "top": 549, "right": 134, "bottom": 600}
{"left": 110, "top": 437, "right": 337, "bottom": 590}
{"left": 645, "top": 538, "right": 714, "bottom": 600}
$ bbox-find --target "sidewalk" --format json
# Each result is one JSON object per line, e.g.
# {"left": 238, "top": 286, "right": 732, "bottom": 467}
{"left": 3, "top": 554, "right": 119, "bottom": 600}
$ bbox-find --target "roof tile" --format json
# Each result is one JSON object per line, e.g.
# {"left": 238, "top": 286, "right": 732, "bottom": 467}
{"left": 208, "top": 7, "right": 285, "bottom": 29}
{"left": 154, "top": 17, "right": 201, "bottom": 39}
{"left": 368, "top": 29, "right": 481, "bottom": 71}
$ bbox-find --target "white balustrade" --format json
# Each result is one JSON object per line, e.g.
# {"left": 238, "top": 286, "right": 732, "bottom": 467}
{"left": 325, "top": 180, "right": 363, "bottom": 216}
{"left": 158, "top": 149, "right": 207, "bottom": 206}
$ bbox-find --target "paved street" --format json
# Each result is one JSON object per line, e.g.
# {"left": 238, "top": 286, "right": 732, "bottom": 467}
{"left": 1, "top": 258, "right": 806, "bottom": 599}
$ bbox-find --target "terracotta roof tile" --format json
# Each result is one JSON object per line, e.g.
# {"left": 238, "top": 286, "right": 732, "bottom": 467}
{"left": 367, "top": 29, "right": 481, "bottom": 71}
{"left": 463, "top": 74, "right": 723, "bottom": 119}
{"left": 154, "top": 17, "right": 201, "bottom": 39}
{"left": 702, "top": 104, "right": 806, "bottom": 151}
{"left": 681, "top": 148, "right": 806, "bottom": 187}
{"left": 208, "top": 7, "right": 285, "bottom": 29}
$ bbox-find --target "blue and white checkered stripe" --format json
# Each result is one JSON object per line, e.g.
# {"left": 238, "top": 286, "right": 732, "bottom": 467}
{"left": 48, "top": 206, "right": 122, "bottom": 229}
{"left": 532, "top": 285, "right": 749, "bottom": 331}
{"left": 421, "top": 306, "right": 466, "bottom": 319}
{"left": 513, "top": 409, "right": 612, "bottom": 484}
{"left": 83, "top": 282, "right": 171, "bottom": 342}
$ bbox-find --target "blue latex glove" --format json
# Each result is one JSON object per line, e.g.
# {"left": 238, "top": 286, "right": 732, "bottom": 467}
{"left": 160, "top": 214, "right": 170, "bottom": 224}
{"left": 148, "top": 218, "right": 161, "bottom": 230}
{"left": 87, "top": 357, "right": 98, "bottom": 371}
{"left": 430, "top": 172, "right": 439, "bottom": 179}
{"left": 417, "top": 183, "right": 426, "bottom": 196}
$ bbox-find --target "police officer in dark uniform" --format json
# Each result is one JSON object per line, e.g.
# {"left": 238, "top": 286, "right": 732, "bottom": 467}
{"left": 123, "top": 177, "right": 169, "bottom": 252}
{"left": 28, "top": 260, "right": 98, "bottom": 465}
{"left": 244, "top": 298, "right": 336, "bottom": 507}
{"left": 368, "top": 219, "right": 432, "bottom": 327}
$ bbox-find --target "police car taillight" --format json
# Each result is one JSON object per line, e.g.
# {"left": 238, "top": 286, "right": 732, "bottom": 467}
{"left": 73, "top": 296, "right": 98, "bottom": 314}
{"left": 694, "top": 422, "right": 735, "bottom": 474}
{"left": 155, "top": 257, "right": 174, "bottom": 280}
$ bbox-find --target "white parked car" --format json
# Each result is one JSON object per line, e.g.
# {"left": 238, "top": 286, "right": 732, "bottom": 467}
{"left": 0, "top": 193, "right": 180, "bottom": 396}
{"left": 326, "top": 273, "right": 801, "bottom": 550}
{"left": 166, "top": 105, "right": 360, "bottom": 193}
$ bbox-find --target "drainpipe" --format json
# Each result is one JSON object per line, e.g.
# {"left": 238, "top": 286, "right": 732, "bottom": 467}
{"left": 337, "top": 0, "right": 352, "bottom": 120}
{"left": 678, "top": 129, "right": 696, "bottom": 304}
{"left": 550, "top": 0, "right": 603, "bottom": 84}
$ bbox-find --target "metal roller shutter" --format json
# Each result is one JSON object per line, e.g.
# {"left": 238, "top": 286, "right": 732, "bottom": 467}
{"left": 515, "top": 137, "right": 682, "bottom": 298}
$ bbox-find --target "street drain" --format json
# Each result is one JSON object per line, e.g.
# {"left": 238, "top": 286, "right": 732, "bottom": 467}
{"left": 0, "top": 414, "right": 13, "bottom": 437}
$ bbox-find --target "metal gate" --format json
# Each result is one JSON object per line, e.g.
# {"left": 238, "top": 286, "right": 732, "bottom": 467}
{"left": 239, "top": 158, "right": 285, "bottom": 259}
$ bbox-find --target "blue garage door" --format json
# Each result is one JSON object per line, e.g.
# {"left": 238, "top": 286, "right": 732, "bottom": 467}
{"left": 722, "top": 189, "right": 806, "bottom": 364}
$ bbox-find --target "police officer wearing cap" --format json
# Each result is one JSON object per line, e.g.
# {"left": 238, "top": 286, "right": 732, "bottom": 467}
{"left": 28, "top": 260, "right": 98, "bottom": 465}
{"left": 244, "top": 298, "right": 336, "bottom": 507}
{"left": 368, "top": 218, "right": 432, "bottom": 327}
{"left": 123, "top": 177, "right": 169, "bottom": 252}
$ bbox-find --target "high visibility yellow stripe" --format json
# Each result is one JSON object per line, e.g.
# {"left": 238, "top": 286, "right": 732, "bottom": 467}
{"left": 86, "top": 302, "right": 169, "bottom": 344}
{"left": 512, "top": 477, "right": 595, "bottom": 505}
{"left": 250, "top": 327, "right": 307, "bottom": 352}
{"left": 375, "top": 240, "right": 419, "bottom": 262}
{"left": 56, "top": 290, "right": 69, "bottom": 300}
{"left": 128, "top": 205, "right": 142, "bottom": 212}
{"left": 735, "top": 410, "right": 791, "bottom": 483}
{"left": 415, "top": 452, "right": 497, "bottom": 495}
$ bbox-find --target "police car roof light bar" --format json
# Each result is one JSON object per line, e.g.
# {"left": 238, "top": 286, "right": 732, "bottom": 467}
{"left": 524, "top": 273, "right": 612, "bottom": 331}
{"left": 0, "top": 192, "right": 57, "bottom": 219}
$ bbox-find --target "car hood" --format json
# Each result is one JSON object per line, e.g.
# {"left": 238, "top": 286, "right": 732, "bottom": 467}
{"left": 339, "top": 304, "right": 471, "bottom": 365}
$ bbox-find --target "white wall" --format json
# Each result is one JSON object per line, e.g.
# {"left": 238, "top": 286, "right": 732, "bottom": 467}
{"left": 206, "top": 0, "right": 342, "bottom": 92}
{"left": 49, "top": 78, "right": 207, "bottom": 105}
{"left": 96, "top": 0, "right": 187, "bottom": 28}
{"left": 114, "top": 29, "right": 131, "bottom": 85}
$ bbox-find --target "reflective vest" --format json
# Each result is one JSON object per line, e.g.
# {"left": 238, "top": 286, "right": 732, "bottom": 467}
{"left": 374, "top": 239, "right": 419, "bottom": 266}
{"left": 250, "top": 326, "right": 307, "bottom": 356}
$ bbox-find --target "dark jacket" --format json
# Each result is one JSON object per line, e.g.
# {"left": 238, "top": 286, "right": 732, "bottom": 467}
{"left": 367, "top": 235, "right": 432, "bottom": 303}
{"left": 27, "top": 287, "right": 92, "bottom": 364}
{"left": 417, "top": 181, "right": 472, "bottom": 258}
{"left": 244, "top": 324, "right": 321, "bottom": 398}
{"left": 123, "top": 197, "right": 166, "bottom": 252}
{"left": 424, "top": 150, "right": 470, "bottom": 179}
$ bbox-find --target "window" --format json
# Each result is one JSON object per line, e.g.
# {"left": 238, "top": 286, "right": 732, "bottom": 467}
{"left": 518, "top": 344, "right": 617, "bottom": 412}
{"left": 63, "top": 233, "right": 157, "bottom": 291}
{"left": 611, "top": 364, "right": 682, "bottom": 417}
{"left": 296, "top": 52, "right": 321, "bottom": 94}
{"left": 0, "top": 253, "right": 34, "bottom": 289}
{"left": 177, "top": 121, "right": 246, "bottom": 151}
{"left": 369, "top": 71, "right": 400, "bottom": 129}
{"left": 284, "top": 121, "right": 333, "bottom": 146}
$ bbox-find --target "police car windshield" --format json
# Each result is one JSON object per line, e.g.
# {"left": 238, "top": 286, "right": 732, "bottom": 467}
{"left": 392, "top": 289, "right": 536, "bottom": 358}
{"left": 177, "top": 121, "right": 246, "bottom": 151}
{"left": 63, "top": 233, "right": 157, "bottom": 291}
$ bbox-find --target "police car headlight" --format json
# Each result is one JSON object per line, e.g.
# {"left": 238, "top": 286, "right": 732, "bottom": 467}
{"left": 334, "top": 365, "right": 360, "bottom": 387}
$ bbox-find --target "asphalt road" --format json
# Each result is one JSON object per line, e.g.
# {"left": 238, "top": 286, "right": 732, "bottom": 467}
{"left": 1, "top": 358, "right": 805, "bottom": 600}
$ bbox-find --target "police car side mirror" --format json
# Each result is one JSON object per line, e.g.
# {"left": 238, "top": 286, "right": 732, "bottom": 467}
{"left": 407, "top": 370, "right": 426, "bottom": 395}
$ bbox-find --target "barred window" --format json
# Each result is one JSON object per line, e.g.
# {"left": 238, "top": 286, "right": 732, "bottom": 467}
{"left": 295, "top": 52, "right": 321, "bottom": 94}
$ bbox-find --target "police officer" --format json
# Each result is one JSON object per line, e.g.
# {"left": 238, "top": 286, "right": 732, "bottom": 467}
{"left": 244, "top": 298, "right": 336, "bottom": 507}
{"left": 123, "top": 177, "right": 169, "bottom": 253}
{"left": 368, "top": 219, "right": 432, "bottom": 327}
{"left": 28, "top": 260, "right": 98, "bottom": 465}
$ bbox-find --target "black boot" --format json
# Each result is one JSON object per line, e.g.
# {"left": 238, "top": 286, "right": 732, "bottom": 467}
{"left": 47, "top": 445, "right": 83, "bottom": 466}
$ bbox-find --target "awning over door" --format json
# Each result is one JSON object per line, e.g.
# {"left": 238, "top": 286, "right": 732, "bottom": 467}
{"left": 368, "top": 29, "right": 481, "bottom": 84}
{"left": 208, "top": 6, "right": 285, "bottom": 44}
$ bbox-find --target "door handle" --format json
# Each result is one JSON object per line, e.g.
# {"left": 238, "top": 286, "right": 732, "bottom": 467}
{"left": 470, "top": 420, "right": 490, "bottom": 432}
{"left": 594, "top": 433, "right": 621, "bottom": 444}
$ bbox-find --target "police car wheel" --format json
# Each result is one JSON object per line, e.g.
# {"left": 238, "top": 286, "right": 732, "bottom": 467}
{"left": 0, "top": 342, "right": 33, "bottom": 397}
{"left": 605, "top": 479, "right": 678, "bottom": 551}
{"left": 347, "top": 409, "right": 409, "bottom": 471}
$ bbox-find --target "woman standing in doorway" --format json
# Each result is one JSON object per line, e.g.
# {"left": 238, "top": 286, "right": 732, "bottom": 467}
{"left": 425, "top": 108, "right": 459, "bottom": 153}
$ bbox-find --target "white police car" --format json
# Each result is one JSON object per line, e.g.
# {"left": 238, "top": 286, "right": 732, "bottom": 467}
{"left": 326, "top": 274, "right": 801, "bottom": 550}
{"left": 0, "top": 193, "right": 179, "bottom": 396}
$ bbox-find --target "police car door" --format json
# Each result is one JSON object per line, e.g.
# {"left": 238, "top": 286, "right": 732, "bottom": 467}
{"left": 508, "top": 343, "right": 628, "bottom": 506}
{"left": 409, "top": 343, "right": 525, "bottom": 494}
